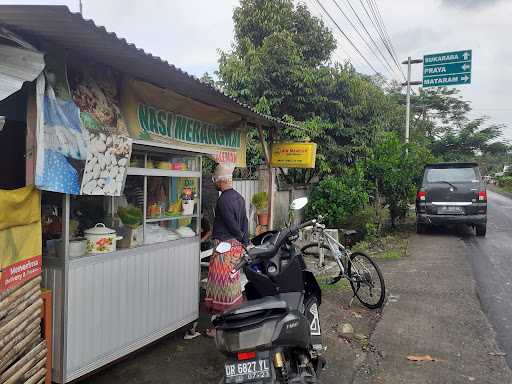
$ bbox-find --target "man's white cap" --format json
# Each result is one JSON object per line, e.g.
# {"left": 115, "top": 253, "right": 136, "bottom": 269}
{"left": 214, "top": 163, "right": 235, "bottom": 181}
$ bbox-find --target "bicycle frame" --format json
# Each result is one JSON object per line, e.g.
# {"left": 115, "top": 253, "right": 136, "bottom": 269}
{"left": 309, "top": 225, "right": 349, "bottom": 276}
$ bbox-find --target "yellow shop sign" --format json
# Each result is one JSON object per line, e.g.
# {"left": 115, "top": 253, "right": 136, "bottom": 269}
{"left": 270, "top": 142, "right": 317, "bottom": 169}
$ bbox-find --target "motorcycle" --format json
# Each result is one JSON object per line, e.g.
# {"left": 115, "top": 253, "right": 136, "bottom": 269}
{"left": 213, "top": 197, "right": 325, "bottom": 384}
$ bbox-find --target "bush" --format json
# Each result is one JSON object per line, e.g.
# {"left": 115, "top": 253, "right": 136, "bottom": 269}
{"left": 367, "top": 132, "right": 435, "bottom": 226}
{"left": 339, "top": 206, "right": 380, "bottom": 240}
{"left": 306, "top": 165, "right": 369, "bottom": 229}
{"left": 497, "top": 176, "right": 512, "bottom": 191}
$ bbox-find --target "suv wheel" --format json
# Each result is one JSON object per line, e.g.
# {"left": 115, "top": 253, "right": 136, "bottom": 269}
{"left": 476, "top": 224, "right": 487, "bottom": 237}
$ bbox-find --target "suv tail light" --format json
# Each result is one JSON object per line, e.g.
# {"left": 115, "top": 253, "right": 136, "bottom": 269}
{"left": 417, "top": 191, "right": 426, "bottom": 201}
{"left": 479, "top": 191, "right": 487, "bottom": 202}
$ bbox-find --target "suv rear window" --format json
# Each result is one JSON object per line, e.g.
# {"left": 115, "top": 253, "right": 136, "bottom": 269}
{"left": 425, "top": 167, "right": 478, "bottom": 183}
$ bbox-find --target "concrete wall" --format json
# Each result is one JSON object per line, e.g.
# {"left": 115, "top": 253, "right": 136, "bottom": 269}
{"left": 274, "top": 187, "right": 310, "bottom": 228}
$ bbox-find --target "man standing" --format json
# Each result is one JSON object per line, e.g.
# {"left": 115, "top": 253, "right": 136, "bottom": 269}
{"left": 204, "top": 163, "right": 248, "bottom": 336}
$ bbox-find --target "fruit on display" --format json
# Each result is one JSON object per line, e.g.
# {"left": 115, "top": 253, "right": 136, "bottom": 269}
{"left": 166, "top": 200, "right": 182, "bottom": 216}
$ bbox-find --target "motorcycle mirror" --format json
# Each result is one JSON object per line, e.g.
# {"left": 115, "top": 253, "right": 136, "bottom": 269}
{"left": 290, "top": 197, "right": 308, "bottom": 211}
{"left": 216, "top": 242, "right": 232, "bottom": 254}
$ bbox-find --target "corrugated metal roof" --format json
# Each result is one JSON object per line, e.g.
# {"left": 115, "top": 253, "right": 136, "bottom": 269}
{"left": 0, "top": 5, "right": 298, "bottom": 130}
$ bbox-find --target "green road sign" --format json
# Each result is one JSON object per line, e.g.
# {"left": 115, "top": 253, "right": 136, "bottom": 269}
{"left": 423, "top": 49, "right": 472, "bottom": 87}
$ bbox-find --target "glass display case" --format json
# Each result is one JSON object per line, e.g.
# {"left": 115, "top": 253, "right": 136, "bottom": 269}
{"left": 58, "top": 147, "right": 201, "bottom": 255}
{"left": 127, "top": 148, "right": 201, "bottom": 246}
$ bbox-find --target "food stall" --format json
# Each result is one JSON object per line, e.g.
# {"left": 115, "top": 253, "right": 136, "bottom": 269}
{"left": 0, "top": 5, "right": 296, "bottom": 383}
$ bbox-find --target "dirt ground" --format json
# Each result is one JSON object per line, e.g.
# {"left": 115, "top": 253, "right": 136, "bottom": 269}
{"left": 83, "top": 256, "right": 383, "bottom": 384}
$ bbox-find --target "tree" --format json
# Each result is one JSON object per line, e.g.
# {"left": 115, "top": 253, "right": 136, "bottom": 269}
{"left": 367, "top": 132, "right": 435, "bottom": 226}
{"left": 431, "top": 117, "right": 505, "bottom": 161}
{"left": 388, "top": 85, "right": 509, "bottom": 166}
{"left": 476, "top": 142, "right": 511, "bottom": 174}
{"left": 216, "top": 0, "right": 401, "bottom": 180}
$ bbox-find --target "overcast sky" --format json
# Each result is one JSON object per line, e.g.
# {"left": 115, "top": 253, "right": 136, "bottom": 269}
{"left": 1, "top": 0, "right": 510, "bottom": 139}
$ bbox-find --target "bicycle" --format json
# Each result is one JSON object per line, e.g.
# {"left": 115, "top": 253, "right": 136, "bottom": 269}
{"left": 300, "top": 218, "right": 386, "bottom": 309}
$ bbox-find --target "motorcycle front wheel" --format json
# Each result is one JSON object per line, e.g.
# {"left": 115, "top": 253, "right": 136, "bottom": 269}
{"left": 348, "top": 251, "right": 385, "bottom": 309}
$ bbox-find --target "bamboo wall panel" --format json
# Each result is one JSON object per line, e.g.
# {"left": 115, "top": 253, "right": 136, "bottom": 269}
{"left": 41, "top": 266, "right": 63, "bottom": 382}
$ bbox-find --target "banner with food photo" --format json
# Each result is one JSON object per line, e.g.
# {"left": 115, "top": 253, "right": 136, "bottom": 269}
{"left": 0, "top": 186, "right": 42, "bottom": 292}
{"left": 121, "top": 79, "right": 247, "bottom": 167}
{"left": 35, "top": 53, "right": 88, "bottom": 195}
{"left": 68, "top": 62, "right": 132, "bottom": 196}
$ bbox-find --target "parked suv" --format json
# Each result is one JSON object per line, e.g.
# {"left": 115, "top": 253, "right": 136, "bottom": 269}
{"left": 416, "top": 162, "right": 487, "bottom": 236}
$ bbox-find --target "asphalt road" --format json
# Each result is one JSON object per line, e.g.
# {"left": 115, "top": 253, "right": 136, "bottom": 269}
{"left": 462, "top": 190, "right": 512, "bottom": 368}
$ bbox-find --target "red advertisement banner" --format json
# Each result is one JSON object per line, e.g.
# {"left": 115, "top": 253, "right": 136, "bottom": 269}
{"left": 0, "top": 255, "right": 42, "bottom": 292}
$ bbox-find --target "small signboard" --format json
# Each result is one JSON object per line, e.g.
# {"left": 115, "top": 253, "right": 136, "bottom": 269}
{"left": 423, "top": 50, "right": 472, "bottom": 87}
{"left": 270, "top": 142, "right": 317, "bottom": 169}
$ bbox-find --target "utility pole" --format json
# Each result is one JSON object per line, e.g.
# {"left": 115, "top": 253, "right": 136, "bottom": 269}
{"left": 401, "top": 57, "right": 422, "bottom": 148}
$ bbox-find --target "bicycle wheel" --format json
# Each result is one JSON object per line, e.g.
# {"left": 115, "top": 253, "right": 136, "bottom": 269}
{"left": 348, "top": 252, "right": 385, "bottom": 309}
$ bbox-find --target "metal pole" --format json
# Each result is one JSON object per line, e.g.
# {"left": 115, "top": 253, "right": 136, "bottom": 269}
{"left": 79, "top": 0, "right": 83, "bottom": 15}
{"left": 405, "top": 56, "right": 411, "bottom": 147}
{"left": 402, "top": 57, "right": 422, "bottom": 151}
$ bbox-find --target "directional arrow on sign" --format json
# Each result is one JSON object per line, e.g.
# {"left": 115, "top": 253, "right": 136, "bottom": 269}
{"left": 423, "top": 49, "right": 472, "bottom": 87}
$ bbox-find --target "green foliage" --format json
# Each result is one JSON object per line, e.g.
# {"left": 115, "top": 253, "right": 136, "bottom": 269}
{"left": 367, "top": 132, "right": 435, "bottom": 226}
{"left": 431, "top": 117, "right": 505, "bottom": 161}
{"left": 340, "top": 206, "right": 379, "bottom": 239}
{"left": 202, "top": 156, "right": 217, "bottom": 175}
{"left": 214, "top": 0, "right": 508, "bottom": 234}
{"left": 497, "top": 176, "right": 512, "bottom": 191}
{"left": 251, "top": 191, "right": 268, "bottom": 210}
{"left": 217, "top": 0, "right": 399, "bottom": 178}
{"left": 305, "top": 165, "right": 369, "bottom": 228}
{"left": 387, "top": 85, "right": 508, "bottom": 165}
{"left": 118, "top": 205, "right": 143, "bottom": 228}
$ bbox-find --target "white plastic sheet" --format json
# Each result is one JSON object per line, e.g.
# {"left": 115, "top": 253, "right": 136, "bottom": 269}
{"left": 0, "top": 34, "right": 45, "bottom": 101}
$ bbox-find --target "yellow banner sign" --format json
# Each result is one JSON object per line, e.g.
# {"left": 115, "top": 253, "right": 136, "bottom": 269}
{"left": 0, "top": 186, "right": 42, "bottom": 292}
{"left": 121, "top": 80, "right": 247, "bottom": 167}
{"left": 271, "top": 142, "right": 317, "bottom": 169}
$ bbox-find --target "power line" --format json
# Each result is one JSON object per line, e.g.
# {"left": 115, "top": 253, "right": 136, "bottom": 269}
{"left": 366, "top": 1, "right": 403, "bottom": 81}
{"left": 358, "top": 0, "right": 403, "bottom": 77}
{"left": 364, "top": 0, "right": 394, "bottom": 56}
{"left": 369, "top": 0, "right": 401, "bottom": 70}
{"left": 306, "top": 0, "right": 357, "bottom": 65}
{"left": 343, "top": 0, "right": 404, "bottom": 80}
{"left": 368, "top": 0, "right": 403, "bottom": 80}
{"left": 367, "top": 0, "right": 403, "bottom": 76}
{"left": 314, "top": 0, "right": 382, "bottom": 77}
{"left": 329, "top": 0, "right": 398, "bottom": 79}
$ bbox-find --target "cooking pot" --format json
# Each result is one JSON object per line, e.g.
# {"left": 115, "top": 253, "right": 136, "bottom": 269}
{"left": 84, "top": 223, "right": 122, "bottom": 254}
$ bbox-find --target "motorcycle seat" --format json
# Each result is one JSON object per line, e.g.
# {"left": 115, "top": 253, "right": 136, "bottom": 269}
{"left": 225, "top": 297, "right": 288, "bottom": 316}
{"left": 213, "top": 297, "right": 288, "bottom": 328}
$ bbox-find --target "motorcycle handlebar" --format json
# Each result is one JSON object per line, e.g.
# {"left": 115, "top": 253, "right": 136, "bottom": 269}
{"left": 291, "top": 219, "right": 317, "bottom": 233}
{"left": 233, "top": 217, "right": 324, "bottom": 272}
{"left": 230, "top": 256, "right": 249, "bottom": 277}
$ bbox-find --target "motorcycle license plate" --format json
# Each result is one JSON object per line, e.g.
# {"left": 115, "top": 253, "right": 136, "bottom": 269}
{"left": 224, "top": 358, "right": 271, "bottom": 383}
